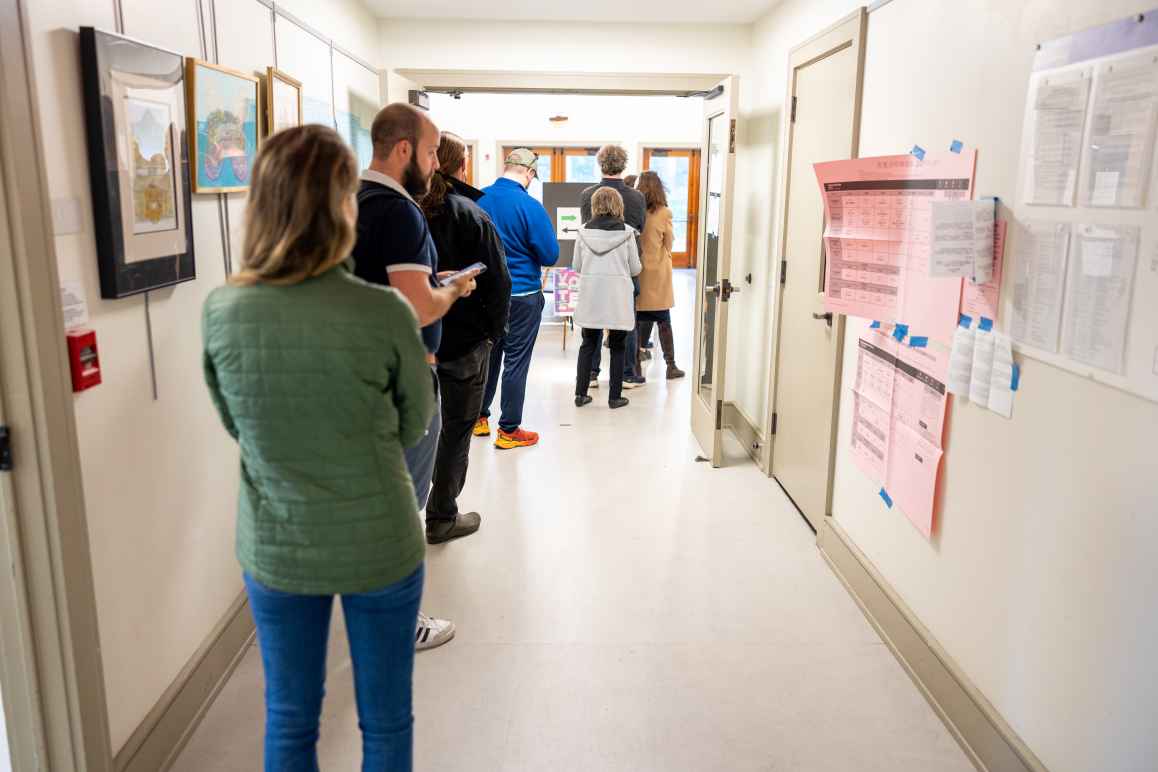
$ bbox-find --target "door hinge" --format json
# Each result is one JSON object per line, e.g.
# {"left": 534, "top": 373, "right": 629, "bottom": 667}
{"left": 0, "top": 426, "right": 12, "bottom": 471}
{"left": 715, "top": 401, "right": 724, "bottom": 430}
{"left": 770, "top": 413, "right": 778, "bottom": 436}
{"left": 729, "top": 118, "right": 737, "bottom": 154}
{"left": 780, "top": 259, "right": 787, "bottom": 285}
{"left": 790, "top": 96, "right": 797, "bottom": 123}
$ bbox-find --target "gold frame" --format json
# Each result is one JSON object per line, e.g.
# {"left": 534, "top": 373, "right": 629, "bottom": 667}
{"left": 264, "top": 66, "right": 303, "bottom": 137}
{"left": 185, "top": 58, "right": 261, "bottom": 194}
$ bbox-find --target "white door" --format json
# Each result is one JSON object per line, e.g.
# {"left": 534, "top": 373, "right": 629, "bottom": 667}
{"left": 690, "top": 76, "right": 739, "bottom": 468}
{"left": 770, "top": 12, "right": 867, "bottom": 530}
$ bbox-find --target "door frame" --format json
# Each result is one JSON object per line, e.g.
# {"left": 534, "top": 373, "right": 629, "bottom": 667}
{"left": 689, "top": 76, "right": 739, "bottom": 468}
{"left": 0, "top": 2, "right": 114, "bottom": 769}
{"left": 761, "top": 9, "right": 868, "bottom": 499}
{"left": 640, "top": 145, "right": 702, "bottom": 269}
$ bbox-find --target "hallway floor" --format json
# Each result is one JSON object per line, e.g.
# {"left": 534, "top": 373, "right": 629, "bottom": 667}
{"left": 172, "top": 273, "right": 972, "bottom": 772}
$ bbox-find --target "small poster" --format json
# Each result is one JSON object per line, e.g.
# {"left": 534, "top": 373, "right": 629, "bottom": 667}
{"left": 553, "top": 268, "right": 579, "bottom": 316}
{"left": 556, "top": 207, "right": 581, "bottom": 241}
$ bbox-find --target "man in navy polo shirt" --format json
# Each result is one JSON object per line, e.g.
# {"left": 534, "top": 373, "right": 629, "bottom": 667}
{"left": 352, "top": 103, "right": 477, "bottom": 651}
{"left": 475, "top": 149, "right": 560, "bottom": 450}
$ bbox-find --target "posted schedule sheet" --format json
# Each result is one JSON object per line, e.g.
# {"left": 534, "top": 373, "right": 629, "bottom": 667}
{"left": 1025, "top": 69, "right": 1092, "bottom": 206}
{"left": 1082, "top": 52, "right": 1158, "bottom": 209}
{"left": 815, "top": 152, "right": 977, "bottom": 346}
{"left": 1062, "top": 224, "right": 1140, "bottom": 373}
{"left": 1010, "top": 221, "right": 1071, "bottom": 352}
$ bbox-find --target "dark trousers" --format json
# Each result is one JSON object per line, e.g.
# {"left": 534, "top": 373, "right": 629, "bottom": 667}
{"left": 591, "top": 324, "right": 637, "bottom": 379}
{"left": 576, "top": 328, "right": 627, "bottom": 400}
{"left": 481, "top": 292, "right": 545, "bottom": 433}
{"left": 428, "top": 341, "right": 492, "bottom": 524}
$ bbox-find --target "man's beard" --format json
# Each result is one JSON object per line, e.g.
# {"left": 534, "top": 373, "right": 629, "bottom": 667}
{"left": 402, "top": 155, "right": 432, "bottom": 197}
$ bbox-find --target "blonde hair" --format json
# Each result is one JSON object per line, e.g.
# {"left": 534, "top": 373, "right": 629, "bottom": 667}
{"left": 596, "top": 145, "right": 628, "bottom": 176}
{"left": 234, "top": 125, "right": 358, "bottom": 286}
{"left": 591, "top": 186, "right": 624, "bottom": 219}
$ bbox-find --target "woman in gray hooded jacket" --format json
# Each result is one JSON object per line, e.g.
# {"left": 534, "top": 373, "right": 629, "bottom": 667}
{"left": 573, "top": 187, "right": 642, "bottom": 409}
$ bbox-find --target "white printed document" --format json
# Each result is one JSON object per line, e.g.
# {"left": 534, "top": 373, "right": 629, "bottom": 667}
{"left": 969, "top": 328, "right": 996, "bottom": 406}
{"left": 1082, "top": 53, "right": 1158, "bottom": 209}
{"left": 947, "top": 322, "right": 976, "bottom": 397}
{"left": 1010, "top": 221, "right": 1071, "bottom": 352}
{"left": 929, "top": 199, "right": 995, "bottom": 283}
{"left": 1061, "top": 224, "right": 1140, "bottom": 374}
{"left": 987, "top": 333, "right": 1016, "bottom": 419}
{"left": 1025, "top": 69, "right": 1092, "bottom": 206}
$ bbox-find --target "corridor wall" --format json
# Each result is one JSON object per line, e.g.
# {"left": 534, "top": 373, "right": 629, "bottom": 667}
{"left": 825, "top": 2, "right": 1158, "bottom": 770}
{"left": 24, "top": 0, "right": 380, "bottom": 754}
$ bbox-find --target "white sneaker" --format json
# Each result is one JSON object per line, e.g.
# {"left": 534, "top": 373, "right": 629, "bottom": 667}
{"left": 416, "top": 612, "right": 456, "bottom": 651}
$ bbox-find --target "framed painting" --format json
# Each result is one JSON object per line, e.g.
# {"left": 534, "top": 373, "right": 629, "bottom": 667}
{"left": 79, "top": 27, "right": 195, "bottom": 299}
{"left": 186, "top": 59, "right": 260, "bottom": 193}
{"left": 265, "top": 67, "right": 303, "bottom": 136}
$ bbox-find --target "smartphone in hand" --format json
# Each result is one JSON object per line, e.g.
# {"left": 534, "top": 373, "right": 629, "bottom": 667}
{"left": 440, "top": 262, "right": 487, "bottom": 286}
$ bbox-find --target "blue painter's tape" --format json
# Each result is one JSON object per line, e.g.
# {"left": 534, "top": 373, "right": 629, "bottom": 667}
{"left": 909, "top": 336, "right": 929, "bottom": 348}
{"left": 979, "top": 317, "right": 994, "bottom": 332}
{"left": 1011, "top": 363, "right": 1021, "bottom": 392}
{"left": 893, "top": 323, "right": 909, "bottom": 342}
{"left": 950, "top": 139, "right": 964, "bottom": 153}
{"left": 870, "top": 320, "right": 881, "bottom": 329}
{"left": 959, "top": 314, "right": 973, "bottom": 328}
{"left": 879, "top": 488, "right": 894, "bottom": 508}
{"left": 911, "top": 145, "right": 926, "bottom": 161}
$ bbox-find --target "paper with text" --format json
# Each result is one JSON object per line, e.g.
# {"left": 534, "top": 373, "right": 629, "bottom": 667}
{"left": 948, "top": 323, "right": 976, "bottom": 396}
{"left": 970, "top": 329, "right": 996, "bottom": 406}
{"left": 962, "top": 220, "right": 1008, "bottom": 322}
{"left": 1082, "top": 53, "right": 1158, "bottom": 209}
{"left": 987, "top": 333, "right": 1016, "bottom": 419}
{"left": 1025, "top": 69, "right": 1091, "bottom": 206}
{"left": 1010, "top": 221, "right": 1071, "bottom": 352}
{"left": 886, "top": 422, "right": 943, "bottom": 539}
{"left": 1061, "top": 224, "right": 1139, "bottom": 374}
{"left": 930, "top": 199, "right": 995, "bottom": 283}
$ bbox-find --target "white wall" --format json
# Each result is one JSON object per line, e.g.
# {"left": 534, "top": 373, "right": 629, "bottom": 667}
{"left": 427, "top": 92, "right": 702, "bottom": 189}
{"left": 726, "top": 0, "right": 863, "bottom": 431}
{"left": 829, "top": 2, "right": 1158, "bottom": 769}
{"left": 0, "top": 685, "right": 10, "bottom": 772}
{"left": 25, "top": 0, "right": 380, "bottom": 753}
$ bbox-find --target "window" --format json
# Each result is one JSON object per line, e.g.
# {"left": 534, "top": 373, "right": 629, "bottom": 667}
{"left": 502, "top": 146, "right": 561, "bottom": 182}
{"left": 501, "top": 146, "right": 610, "bottom": 184}
{"left": 643, "top": 148, "right": 702, "bottom": 269}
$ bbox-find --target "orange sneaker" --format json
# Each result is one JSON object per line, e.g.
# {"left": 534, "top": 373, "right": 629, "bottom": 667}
{"left": 473, "top": 417, "right": 491, "bottom": 437}
{"left": 495, "top": 427, "right": 539, "bottom": 450}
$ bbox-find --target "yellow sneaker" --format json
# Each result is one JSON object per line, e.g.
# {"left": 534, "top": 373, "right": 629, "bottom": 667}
{"left": 495, "top": 427, "right": 539, "bottom": 450}
{"left": 472, "top": 417, "right": 491, "bottom": 437}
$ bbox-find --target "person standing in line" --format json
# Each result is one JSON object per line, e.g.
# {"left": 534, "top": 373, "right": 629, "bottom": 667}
{"left": 579, "top": 145, "right": 648, "bottom": 389}
{"left": 474, "top": 148, "right": 560, "bottom": 449}
{"left": 421, "top": 132, "right": 512, "bottom": 543}
{"left": 573, "top": 187, "right": 642, "bottom": 410}
{"left": 351, "top": 103, "right": 478, "bottom": 651}
{"left": 635, "top": 171, "right": 686, "bottom": 380}
{"left": 202, "top": 125, "right": 434, "bottom": 771}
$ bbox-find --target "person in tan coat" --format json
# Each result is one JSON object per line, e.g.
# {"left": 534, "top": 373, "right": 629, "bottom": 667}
{"left": 635, "top": 171, "right": 685, "bottom": 380}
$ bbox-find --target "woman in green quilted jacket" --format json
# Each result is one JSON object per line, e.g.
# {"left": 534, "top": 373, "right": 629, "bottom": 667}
{"left": 202, "top": 124, "right": 435, "bottom": 772}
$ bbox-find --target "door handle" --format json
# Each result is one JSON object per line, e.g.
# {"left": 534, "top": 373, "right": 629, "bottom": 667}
{"left": 812, "top": 312, "right": 833, "bottom": 326}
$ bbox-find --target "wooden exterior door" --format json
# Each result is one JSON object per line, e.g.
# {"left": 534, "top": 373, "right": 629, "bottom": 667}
{"left": 643, "top": 147, "right": 701, "bottom": 268}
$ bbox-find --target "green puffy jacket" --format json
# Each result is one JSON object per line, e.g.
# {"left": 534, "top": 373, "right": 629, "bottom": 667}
{"left": 202, "top": 267, "right": 434, "bottom": 595}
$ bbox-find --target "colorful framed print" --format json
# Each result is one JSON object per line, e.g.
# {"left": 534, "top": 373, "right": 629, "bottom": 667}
{"left": 266, "top": 67, "right": 303, "bottom": 136}
{"left": 186, "top": 59, "right": 260, "bottom": 193}
{"left": 79, "top": 27, "right": 195, "bottom": 299}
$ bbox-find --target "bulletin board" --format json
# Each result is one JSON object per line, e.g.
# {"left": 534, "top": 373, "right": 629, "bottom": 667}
{"left": 1008, "top": 9, "right": 1158, "bottom": 403}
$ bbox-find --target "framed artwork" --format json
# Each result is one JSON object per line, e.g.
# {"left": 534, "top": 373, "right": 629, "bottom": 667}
{"left": 265, "top": 67, "right": 303, "bottom": 136}
{"left": 186, "top": 59, "right": 260, "bottom": 193}
{"left": 79, "top": 27, "right": 195, "bottom": 299}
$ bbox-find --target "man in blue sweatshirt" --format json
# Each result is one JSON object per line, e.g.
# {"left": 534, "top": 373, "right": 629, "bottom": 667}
{"left": 475, "top": 149, "right": 560, "bottom": 450}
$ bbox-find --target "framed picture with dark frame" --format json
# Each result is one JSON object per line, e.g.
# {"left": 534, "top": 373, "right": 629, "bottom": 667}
{"left": 79, "top": 27, "right": 195, "bottom": 299}
{"left": 265, "top": 67, "right": 303, "bottom": 136}
{"left": 186, "top": 59, "right": 260, "bottom": 193}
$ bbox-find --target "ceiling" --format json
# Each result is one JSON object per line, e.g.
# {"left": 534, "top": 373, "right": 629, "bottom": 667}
{"left": 364, "top": 0, "right": 779, "bottom": 24}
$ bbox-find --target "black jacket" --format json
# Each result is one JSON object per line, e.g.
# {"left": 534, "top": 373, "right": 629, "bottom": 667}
{"left": 426, "top": 174, "right": 512, "bottom": 362}
{"left": 579, "top": 178, "right": 647, "bottom": 232}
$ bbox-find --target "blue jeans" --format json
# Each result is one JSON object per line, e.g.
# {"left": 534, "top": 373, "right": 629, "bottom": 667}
{"left": 245, "top": 565, "right": 425, "bottom": 772}
{"left": 481, "top": 292, "right": 545, "bottom": 432}
{"left": 404, "top": 366, "right": 441, "bottom": 510}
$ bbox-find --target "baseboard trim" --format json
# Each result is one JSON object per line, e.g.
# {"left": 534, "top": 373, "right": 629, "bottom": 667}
{"left": 722, "top": 401, "right": 763, "bottom": 464}
{"left": 115, "top": 592, "right": 255, "bottom": 772}
{"left": 817, "top": 522, "right": 1047, "bottom": 772}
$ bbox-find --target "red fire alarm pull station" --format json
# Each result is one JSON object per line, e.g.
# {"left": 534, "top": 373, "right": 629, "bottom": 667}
{"left": 67, "top": 329, "right": 102, "bottom": 392}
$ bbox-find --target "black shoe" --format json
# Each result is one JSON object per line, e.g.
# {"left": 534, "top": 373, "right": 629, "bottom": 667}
{"left": 426, "top": 512, "right": 482, "bottom": 545}
{"left": 609, "top": 397, "right": 630, "bottom": 409}
{"left": 575, "top": 394, "right": 593, "bottom": 407}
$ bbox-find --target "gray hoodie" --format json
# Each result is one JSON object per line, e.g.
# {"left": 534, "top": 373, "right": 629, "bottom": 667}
{"left": 573, "top": 226, "right": 642, "bottom": 331}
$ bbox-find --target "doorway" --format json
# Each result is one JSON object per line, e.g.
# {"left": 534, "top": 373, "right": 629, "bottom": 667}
{"left": 642, "top": 148, "right": 701, "bottom": 269}
{"left": 768, "top": 10, "right": 867, "bottom": 531}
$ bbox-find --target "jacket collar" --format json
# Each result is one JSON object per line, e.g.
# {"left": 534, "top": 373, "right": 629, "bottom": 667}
{"left": 443, "top": 173, "right": 485, "bottom": 202}
{"left": 586, "top": 214, "right": 625, "bottom": 231}
{"left": 493, "top": 176, "right": 529, "bottom": 194}
{"left": 360, "top": 169, "right": 414, "bottom": 203}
